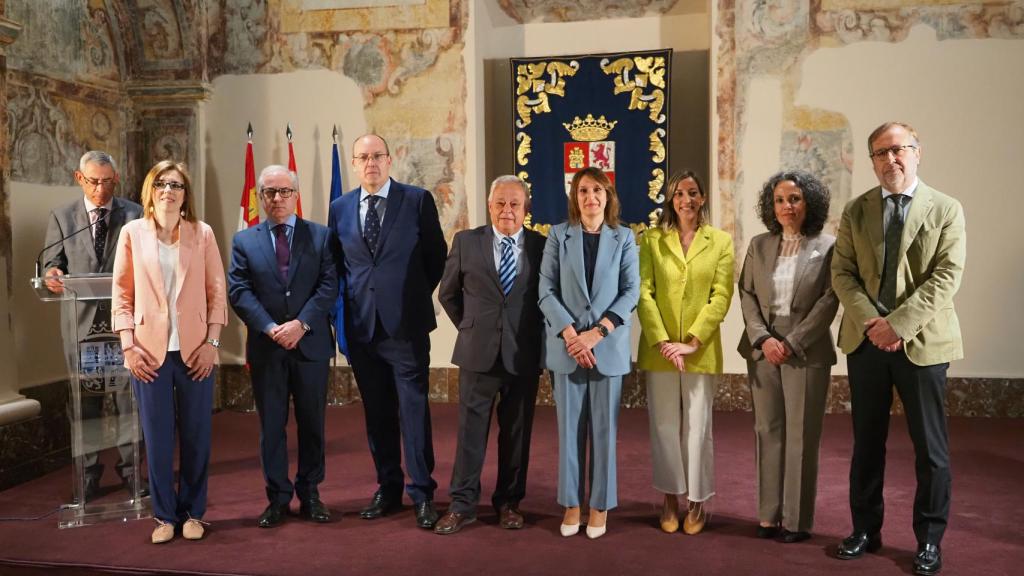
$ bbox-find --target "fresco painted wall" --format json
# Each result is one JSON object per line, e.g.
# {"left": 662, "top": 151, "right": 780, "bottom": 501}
{"left": 713, "top": 0, "right": 1024, "bottom": 378}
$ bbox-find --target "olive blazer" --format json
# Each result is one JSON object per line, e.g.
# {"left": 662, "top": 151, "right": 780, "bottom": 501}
{"left": 831, "top": 181, "right": 965, "bottom": 366}
{"left": 637, "top": 225, "right": 734, "bottom": 374}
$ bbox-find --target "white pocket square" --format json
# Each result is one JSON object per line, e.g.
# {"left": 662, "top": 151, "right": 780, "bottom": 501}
{"left": 809, "top": 250, "right": 822, "bottom": 260}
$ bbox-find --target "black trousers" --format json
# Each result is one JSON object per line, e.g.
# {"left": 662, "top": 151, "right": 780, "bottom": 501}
{"left": 349, "top": 322, "right": 436, "bottom": 504}
{"left": 847, "top": 341, "right": 951, "bottom": 545}
{"left": 251, "top": 346, "right": 329, "bottom": 505}
{"left": 447, "top": 359, "right": 539, "bottom": 515}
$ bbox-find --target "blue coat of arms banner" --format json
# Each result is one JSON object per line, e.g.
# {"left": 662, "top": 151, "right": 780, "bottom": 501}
{"left": 511, "top": 49, "right": 671, "bottom": 233}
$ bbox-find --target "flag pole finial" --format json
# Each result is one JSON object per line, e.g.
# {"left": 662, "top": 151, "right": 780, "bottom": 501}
{"left": 286, "top": 123, "right": 293, "bottom": 141}
{"left": 247, "top": 122, "right": 253, "bottom": 141}
{"left": 332, "top": 124, "right": 338, "bottom": 141}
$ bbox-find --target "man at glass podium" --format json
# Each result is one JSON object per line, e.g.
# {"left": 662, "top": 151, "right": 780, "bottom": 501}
{"left": 41, "top": 150, "right": 144, "bottom": 501}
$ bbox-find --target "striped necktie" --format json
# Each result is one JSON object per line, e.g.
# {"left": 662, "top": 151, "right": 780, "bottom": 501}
{"left": 498, "top": 236, "right": 516, "bottom": 296}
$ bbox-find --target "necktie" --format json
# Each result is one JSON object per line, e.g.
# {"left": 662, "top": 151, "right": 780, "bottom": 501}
{"left": 879, "top": 194, "right": 909, "bottom": 312}
{"left": 274, "top": 224, "right": 290, "bottom": 282}
{"left": 93, "top": 207, "right": 108, "bottom": 262}
{"left": 499, "top": 236, "right": 516, "bottom": 296}
{"left": 364, "top": 195, "right": 381, "bottom": 255}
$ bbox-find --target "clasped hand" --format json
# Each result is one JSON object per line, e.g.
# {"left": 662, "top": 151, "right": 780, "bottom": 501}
{"left": 563, "top": 326, "right": 599, "bottom": 369}
{"left": 659, "top": 340, "right": 699, "bottom": 372}
{"left": 761, "top": 337, "right": 791, "bottom": 366}
{"left": 864, "top": 317, "right": 903, "bottom": 352}
{"left": 270, "top": 320, "right": 306, "bottom": 351}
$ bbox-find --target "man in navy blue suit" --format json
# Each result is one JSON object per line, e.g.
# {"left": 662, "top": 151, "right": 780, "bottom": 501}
{"left": 229, "top": 165, "right": 339, "bottom": 528}
{"left": 328, "top": 134, "right": 447, "bottom": 529}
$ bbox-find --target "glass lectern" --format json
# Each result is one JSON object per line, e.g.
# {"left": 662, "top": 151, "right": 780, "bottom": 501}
{"left": 32, "top": 273, "right": 150, "bottom": 528}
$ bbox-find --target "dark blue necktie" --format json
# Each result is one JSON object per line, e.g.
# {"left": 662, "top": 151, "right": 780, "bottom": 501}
{"left": 364, "top": 195, "right": 381, "bottom": 255}
{"left": 499, "top": 236, "right": 516, "bottom": 296}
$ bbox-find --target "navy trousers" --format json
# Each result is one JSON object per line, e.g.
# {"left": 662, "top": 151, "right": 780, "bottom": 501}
{"left": 250, "top": 347, "right": 329, "bottom": 505}
{"left": 133, "top": 352, "right": 214, "bottom": 524}
{"left": 349, "top": 325, "right": 436, "bottom": 504}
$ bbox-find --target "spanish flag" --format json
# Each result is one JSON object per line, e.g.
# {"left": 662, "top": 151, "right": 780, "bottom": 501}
{"left": 287, "top": 131, "right": 304, "bottom": 218}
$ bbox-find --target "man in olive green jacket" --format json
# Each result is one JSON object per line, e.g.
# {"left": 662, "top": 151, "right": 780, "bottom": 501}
{"left": 832, "top": 122, "right": 965, "bottom": 576}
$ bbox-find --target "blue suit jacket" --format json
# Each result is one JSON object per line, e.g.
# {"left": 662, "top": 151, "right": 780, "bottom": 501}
{"left": 327, "top": 178, "right": 447, "bottom": 344}
{"left": 228, "top": 217, "right": 339, "bottom": 362}
{"left": 538, "top": 222, "right": 640, "bottom": 377}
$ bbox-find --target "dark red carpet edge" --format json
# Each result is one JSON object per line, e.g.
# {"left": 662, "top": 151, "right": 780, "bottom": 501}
{"left": 1, "top": 403, "right": 1021, "bottom": 576}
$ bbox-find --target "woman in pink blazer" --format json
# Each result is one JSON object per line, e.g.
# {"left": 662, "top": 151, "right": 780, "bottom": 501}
{"left": 112, "top": 160, "right": 227, "bottom": 544}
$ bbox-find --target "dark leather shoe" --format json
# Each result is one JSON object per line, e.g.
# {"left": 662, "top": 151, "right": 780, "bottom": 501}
{"left": 300, "top": 498, "right": 331, "bottom": 523}
{"left": 360, "top": 490, "right": 401, "bottom": 519}
{"left": 498, "top": 504, "right": 525, "bottom": 530}
{"left": 780, "top": 529, "right": 811, "bottom": 543}
{"left": 913, "top": 543, "right": 942, "bottom": 575}
{"left": 433, "top": 511, "right": 475, "bottom": 535}
{"left": 122, "top": 476, "right": 150, "bottom": 498}
{"left": 836, "top": 531, "right": 882, "bottom": 559}
{"left": 415, "top": 500, "right": 439, "bottom": 529}
{"left": 756, "top": 525, "right": 780, "bottom": 539}
{"left": 84, "top": 476, "right": 100, "bottom": 502}
{"left": 258, "top": 502, "right": 289, "bottom": 528}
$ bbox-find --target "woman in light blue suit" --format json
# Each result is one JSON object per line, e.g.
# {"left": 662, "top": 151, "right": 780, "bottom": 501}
{"left": 539, "top": 167, "right": 640, "bottom": 540}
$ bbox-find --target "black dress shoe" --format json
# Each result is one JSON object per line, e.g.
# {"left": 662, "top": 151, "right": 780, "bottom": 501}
{"left": 756, "top": 525, "right": 780, "bottom": 539}
{"left": 258, "top": 502, "right": 289, "bottom": 528}
{"left": 360, "top": 490, "right": 401, "bottom": 519}
{"left": 913, "top": 543, "right": 942, "bottom": 575}
{"left": 300, "top": 498, "right": 331, "bottom": 523}
{"left": 414, "top": 500, "right": 439, "bottom": 529}
{"left": 433, "top": 511, "right": 476, "bottom": 535}
{"left": 780, "top": 529, "right": 811, "bottom": 543}
{"left": 836, "top": 531, "right": 882, "bottom": 559}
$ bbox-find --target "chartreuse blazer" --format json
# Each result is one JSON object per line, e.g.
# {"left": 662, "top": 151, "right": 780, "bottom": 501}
{"left": 637, "top": 225, "right": 734, "bottom": 374}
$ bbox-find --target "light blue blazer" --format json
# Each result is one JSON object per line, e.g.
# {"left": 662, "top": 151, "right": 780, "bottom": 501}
{"left": 538, "top": 222, "right": 640, "bottom": 377}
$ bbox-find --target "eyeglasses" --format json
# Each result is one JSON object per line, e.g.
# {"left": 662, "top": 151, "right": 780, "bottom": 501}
{"left": 152, "top": 180, "right": 186, "bottom": 191}
{"left": 82, "top": 176, "right": 115, "bottom": 187}
{"left": 260, "top": 187, "right": 295, "bottom": 199}
{"left": 352, "top": 153, "right": 389, "bottom": 165}
{"left": 870, "top": 144, "right": 917, "bottom": 161}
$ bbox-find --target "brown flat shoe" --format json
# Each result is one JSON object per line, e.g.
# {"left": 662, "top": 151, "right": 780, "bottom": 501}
{"left": 682, "top": 501, "right": 707, "bottom": 535}
{"left": 660, "top": 494, "right": 679, "bottom": 533}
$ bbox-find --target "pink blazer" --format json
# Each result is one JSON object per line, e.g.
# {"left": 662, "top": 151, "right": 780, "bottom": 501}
{"left": 112, "top": 218, "right": 228, "bottom": 367}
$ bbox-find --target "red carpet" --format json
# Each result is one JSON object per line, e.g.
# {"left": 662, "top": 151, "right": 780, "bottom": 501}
{"left": 0, "top": 404, "right": 1021, "bottom": 575}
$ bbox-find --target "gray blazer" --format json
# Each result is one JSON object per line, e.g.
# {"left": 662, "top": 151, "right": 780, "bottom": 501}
{"left": 538, "top": 222, "right": 639, "bottom": 377}
{"left": 43, "top": 195, "right": 143, "bottom": 336}
{"left": 438, "top": 225, "right": 546, "bottom": 376}
{"left": 737, "top": 232, "right": 839, "bottom": 366}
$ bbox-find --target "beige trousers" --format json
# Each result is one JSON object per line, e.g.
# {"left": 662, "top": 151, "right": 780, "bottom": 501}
{"left": 646, "top": 371, "right": 716, "bottom": 501}
{"left": 747, "top": 359, "right": 830, "bottom": 532}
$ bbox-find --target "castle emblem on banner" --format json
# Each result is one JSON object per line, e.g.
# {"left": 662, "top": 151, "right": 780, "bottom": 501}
{"left": 563, "top": 114, "right": 617, "bottom": 195}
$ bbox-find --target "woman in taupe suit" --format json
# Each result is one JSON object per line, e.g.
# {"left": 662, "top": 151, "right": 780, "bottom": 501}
{"left": 737, "top": 170, "right": 839, "bottom": 543}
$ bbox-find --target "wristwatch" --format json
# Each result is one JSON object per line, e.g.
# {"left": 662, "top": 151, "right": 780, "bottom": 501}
{"left": 592, "top": 323, "right": 609, "bottom": 337}
{"left": 300, "top": 321, "right": 311, "bottom": 332}
{"left": 205, "top": 338, "right": 221, "bottom": 349}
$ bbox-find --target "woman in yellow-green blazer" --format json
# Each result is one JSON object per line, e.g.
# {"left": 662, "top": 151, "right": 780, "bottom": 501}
{"left": 637, "top": 170, "right": 734, "bottom": 535}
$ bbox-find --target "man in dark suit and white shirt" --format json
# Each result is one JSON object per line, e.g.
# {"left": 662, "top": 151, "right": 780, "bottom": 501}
{"left": 832, "top": 122, "right": 966, "bottom": 575}
{"left": 229, "top": 165, "right": 339, "bottom": 528}
{"left": 434, "top": 175, "right": 545, "bottom": 535}
{"left": 42, "top": 150, "right": 143, "bottom": 500}
{"left": 327, "top": 134, "right": 447, "bottom": 529}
